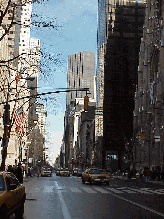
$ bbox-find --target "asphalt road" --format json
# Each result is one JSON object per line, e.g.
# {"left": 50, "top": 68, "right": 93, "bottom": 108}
{"left": 10, "top": 173, "right": 164, "bottom": 219}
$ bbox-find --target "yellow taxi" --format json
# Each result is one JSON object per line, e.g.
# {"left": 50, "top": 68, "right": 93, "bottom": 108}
{"left": 0, "top": 171, "right": 26, "bottom": 219}
{"left": 59, "top": 168, "right": 70, "bottom": 177}
{"left": 56, "top": 168, "right": 61, "bottom": 176}
{"left": 82, "top": 168, "right": 110, "bottom": 185}
{"left": 41, "top": 167, "right": 52, "bottom": 177}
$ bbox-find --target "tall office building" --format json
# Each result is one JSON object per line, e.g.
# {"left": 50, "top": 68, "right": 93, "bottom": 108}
{"left": 66, "top": 51, "right": 95, "bottom": 107}
{"left": 64, "top": 51, "right": 95, "bottom": 167}
{"left": 96, "top": 0, "right": 146, "bottom": 169}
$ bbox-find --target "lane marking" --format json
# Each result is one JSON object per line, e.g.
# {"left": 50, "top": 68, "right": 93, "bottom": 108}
{"left": 57, "top": 186, "right": 67, "bottom": 190}
{"left": 93, "top": 187, "right": 109, "bottom": 194}
{"left": 106, "top": 189, "right": 164, "bottom": 217}
{"left": 123, "top": 190, "right": 136, "bottom": 193}
{"left": 142, "top": 188, "right": 164, "bottom": 195}
{"left": 81, "top": 187, "right": 97, "bottom": 193}
{"left": 106, "top": 188, "right": 124, "bottom": 193}
{"left": 69, "top": 187, "right": 82, "bottom": 193}
{"left": 128, "top": 188, "right": 152, "bottom": 194}
{"left": 117, "top": 187, "right": 128, "bottom": 190}
{"left": 54, "top": 182, "right": 71, "bottom": 219}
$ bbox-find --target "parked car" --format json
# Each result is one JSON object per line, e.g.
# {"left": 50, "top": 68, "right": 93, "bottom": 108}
{"left": 41, "top": 168, "right": 52, "bottom": 177}
{"left": 77, "top": 169, "right": 85, "bottom": 177}
{"left": 82, "top": 168, "right": 110, "bottom": 185}
{"left": 0, "top": 171, "right": 26, "bottom": 219}
{"left": 59, "top": 169, "right": 70, "bottom": 177}
{"left": 72, "top": 168, "right": 79, "bottom": 176}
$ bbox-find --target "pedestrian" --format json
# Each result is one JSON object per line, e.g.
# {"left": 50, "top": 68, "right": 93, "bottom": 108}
{"left": 7, "top": 165, "right": 13, "bottom": 173}
{"left": 28, "top": 167, "right": 31, "bottom": 177}
{"left": 146, "top": 169, "right": 150, "bottom": 182}
{"left": 15, "top": 163, "right": 23, "bottom": 183}
{"left": 37, "top": 168, "right": 40, "bottom": 177}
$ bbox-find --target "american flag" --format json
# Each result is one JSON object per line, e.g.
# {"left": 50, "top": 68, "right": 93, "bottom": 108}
{"left": 15, "top": 72, "right": 22, "bottom": 84}
{"left": 12, "top": 107, "right": 25, "bottom": 133}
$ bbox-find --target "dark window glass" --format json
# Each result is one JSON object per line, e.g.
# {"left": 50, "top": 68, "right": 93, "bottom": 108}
{"left": 7, "top": 173, "right": 20, "bottom": 187}
{"left": 5, "top": 176, "right": 13, "bottom": 190}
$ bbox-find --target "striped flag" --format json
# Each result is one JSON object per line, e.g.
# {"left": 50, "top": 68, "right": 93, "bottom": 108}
{"left": 15, "top": 72, "right": 22, "bottom": 84}
{"left": 12, "top": 107, "right": 25, "bottom": 133}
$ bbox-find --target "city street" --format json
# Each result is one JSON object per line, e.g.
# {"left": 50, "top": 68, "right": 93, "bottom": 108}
{"left": 9, "top": 172, "right": 164, "bottom": 219}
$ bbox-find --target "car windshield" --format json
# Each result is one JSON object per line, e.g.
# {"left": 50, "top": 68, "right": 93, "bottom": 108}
{"left": 90, "top": 169, "right": 104, "bottom": 174}
{"left": 78, "top": 169, "right": 84, "bottom": 173}
{"left": 0, "top": 175, "right": 5, "bottom": 191}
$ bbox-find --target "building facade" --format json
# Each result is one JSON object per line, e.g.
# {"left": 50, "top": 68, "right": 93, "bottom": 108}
{"left": 64, "top": 51, "right": 95, "bottom": 168}
{"left": 96, "top": 0, "right": 146, "bottom": 169}
{"left": 133, "top": 0, "right": 164, "bottom": 171}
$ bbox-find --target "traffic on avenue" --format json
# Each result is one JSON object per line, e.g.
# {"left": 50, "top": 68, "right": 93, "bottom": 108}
{"left": 4, "top": 168, "right": 164, "bottom": 219}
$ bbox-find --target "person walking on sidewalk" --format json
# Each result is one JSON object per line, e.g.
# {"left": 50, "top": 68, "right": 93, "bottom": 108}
{"left": 146, "top": 169, "right": 150, "bottom": 182}
{"left": 15, "top": 163, "right": 23, "bottom": 184}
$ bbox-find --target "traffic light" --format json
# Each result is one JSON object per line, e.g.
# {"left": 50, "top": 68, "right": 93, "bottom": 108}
{"left": 84, "top": 95, "right": 89, "bottom": 111}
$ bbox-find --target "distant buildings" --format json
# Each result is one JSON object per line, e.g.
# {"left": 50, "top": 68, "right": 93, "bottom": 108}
{"left": 57, "top": 1, "right": 164, "bottom": 173}
{"left": 64, "top": 51, "right": 96, "bottom": 169}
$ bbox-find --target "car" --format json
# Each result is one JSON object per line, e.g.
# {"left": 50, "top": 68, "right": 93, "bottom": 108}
{"left": 81, "top": 168, "right": 110, "bottom": 185}
{"left": 56, "top": 168, "right": 63, "bottom": 176}
{"left": 41, "top": 168, "right": 52, "bottom": 177}
{"left": 77, "top": 169, "right": 85, "bottom": 177}
{"left": 59, "top": 169, "right": 70, "bottom": 177}
{"left": 0, "top": 171, "right": 26, "bottom": 219}
{"left": 56, "top": 168, "right": 61, "bottom": 176}
{"left": 72, "top": 168, "right": 79, "bottom": 176}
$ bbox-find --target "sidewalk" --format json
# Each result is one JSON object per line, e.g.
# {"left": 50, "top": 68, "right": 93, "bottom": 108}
{"left": 112, "top": 175, "right": 164, "bottom": 185}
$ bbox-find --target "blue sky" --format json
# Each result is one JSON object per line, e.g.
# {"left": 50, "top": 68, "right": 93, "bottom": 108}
{"left": 31, "top": 0, "right": 98, "bottom": 164}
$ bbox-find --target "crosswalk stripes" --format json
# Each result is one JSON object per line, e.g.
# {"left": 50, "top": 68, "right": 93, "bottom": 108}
{"left": 93, "top": 187, "right": 110, "bottom": 193}
{"left": 127, "top": 188, "right": 151, "bottom": 194}
{"left": 44, "top": 184, "right": 164, "bottom": 195}
{"left": 140, "top": 188, "right": 164, "bottom": 195}
{"left": 122, "top": 189, "right": 137, "bottom": 193}
{"left": 81, "top": 187, "right": 97, "bottom": 193}
{"left": 106, "top": 188, "right": 124, "bottom": 193}
{"left": 69, "top": 187, "right": 82, "bottom": 193}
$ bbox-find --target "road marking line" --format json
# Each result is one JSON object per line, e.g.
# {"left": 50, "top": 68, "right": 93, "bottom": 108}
{"left": 93, "top": 187, "right": 109, "bottom": 194}
{"left": 123, "top": 190, "right": 136, "bottom": 193}
{"left": 129, "top": 188, "right": 152, "bottom": 194}
{"left": 69, "top": 187, "right": 82, "bottom": 193}
{"left": 81, "top": 187, "right": 97, "bottom": 193}
{"left": 57, "top": 186, "right": 66, "bottom": 190}
{"left": 54, "top": 182, "right": 72, "bottom": 219}
{"left": 142, "top": 188, "right": 164, "bottom": 195}
{"left": 117, "top": 187, "right": 128, "bottom": 190}
{"left": 107, "top": 188, "right": 124, "bottom": 193}
{"left": 106, "top": 189, "right": 164, "bottom": 217}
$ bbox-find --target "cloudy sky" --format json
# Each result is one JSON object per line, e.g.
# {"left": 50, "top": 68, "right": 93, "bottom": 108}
{"left": 30, "top": 0, "right": 98, "bottom": 165}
